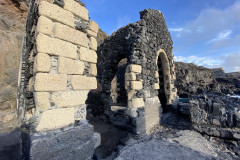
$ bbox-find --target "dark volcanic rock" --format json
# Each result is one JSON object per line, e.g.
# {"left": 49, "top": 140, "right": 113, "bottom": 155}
{"left": 189, "top": 93, "right": 240, "bottom": 142}
{"left": 175, "top": 62, "right": 240, "bottom": 98}
{"left": 175, "top": 62, "right": 215, "bottom": 98}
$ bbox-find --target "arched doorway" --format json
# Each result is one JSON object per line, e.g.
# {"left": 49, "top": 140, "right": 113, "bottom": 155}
{"left": 156, "top": 49, "right": 172, "bottom": 109}
{"left": 110, "top": 58, "right": 128, "bottom": 106}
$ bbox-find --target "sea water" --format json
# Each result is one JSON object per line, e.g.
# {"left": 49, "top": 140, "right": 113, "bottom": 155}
{"left": 227, "top": 94, "right": 240, "bottom": 99}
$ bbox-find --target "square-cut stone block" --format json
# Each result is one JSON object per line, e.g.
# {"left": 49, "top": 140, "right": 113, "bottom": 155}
{"left": 54, "top": 22, "right": 88, "bottom": 47}
{"left": 130, "top": 81, "right": 143, "bottom": 90}
{"left": 36, "top": 33, "right": 77, "bottom": 59}
{"left": 51, "top": 91, "right": 89, "bottom": 107}
{"left": 28, "top": 77, "right": 34, "bottom": 92}
{"left": 89, "top": 37, "right": 97, "bottom": 51}
{"left": 36, "top": 108, "right": 75, "bottom": 132}
{"left": 89, "top": 63, "right": 97, "bottom": 76}
{"left": 71, "top": 75, "right": 97, "bottom": 90}
{"left": 58, "top": 57, "right": 84, "bottom": 74}
{"left": 145, "top": 97, "right": 161, "bottom": 134}
{"left": 130, "top": 64, "right": 142, "bottom": 73}
{"left": 89, "top": 21, "right": 99, "bottom": 33}
{"left": 34, "top": 53, "right": 51, "bottom": 73}
{"left": 125, "top": 72, "right": 136, "bottom": 81}
{"left": 34, "top": 92, "right": 50, "bottom": 113}
{"left": 39, "top": 1, "right": 74, "bottom": 27}
{"left": 64, "top": 0, "right": 89, "bottom": 21}
{"left": 79, "top": 47, "right": 97, "bottom": 63}
{"left": 34, "top": 73, "right": 67, "bottom": 91}
{"left": 154, "top": 83, "right": 160, "bottom": 89}
{"left": 37, "top": 16, "right": 53, "bottom": 36}
{"left": 132, "top": 98, "right": 144, "bottom": 108}
{"left": 87, "top": 30, "right": 97, "bottom": 38}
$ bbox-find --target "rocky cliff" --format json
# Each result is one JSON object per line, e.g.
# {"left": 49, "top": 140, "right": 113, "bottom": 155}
{"left": 175, "top": 62, "right": 240, "bottom": 98}
{"left": 0, "top": 0, "right": 28, "bottom": 132}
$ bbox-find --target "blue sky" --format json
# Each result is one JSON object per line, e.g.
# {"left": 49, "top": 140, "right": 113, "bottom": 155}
{"left": 82, "top": 0, "right": 240, "bottom": 72}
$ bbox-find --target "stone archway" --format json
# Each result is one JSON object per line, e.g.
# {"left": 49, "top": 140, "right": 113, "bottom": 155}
{"left": 156, "top": 49, "right": 172, "bottom": 106}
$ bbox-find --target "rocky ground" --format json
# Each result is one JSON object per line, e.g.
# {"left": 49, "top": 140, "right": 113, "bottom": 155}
{"left": 111, "top": 111, "right": 240, "bottom": 160}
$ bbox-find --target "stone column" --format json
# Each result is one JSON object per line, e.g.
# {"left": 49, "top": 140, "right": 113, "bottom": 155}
{"left": 19, "top": 0, "right": 100, "bottom": 159}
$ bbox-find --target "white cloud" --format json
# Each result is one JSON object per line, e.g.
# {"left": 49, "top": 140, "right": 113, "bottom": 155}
{"left": 171, "top": 1, "right": 240, "bottom": 72}
{"left": 222, "top": 52, "right": 240, "bottom": 72}
{"left": 171, "top": 1, "right": 240, "bottom": 46}
{"left": 196, "top": 26, "right": 204, "bottom": 33}
{"left": 169, "top": 28, "right": 184, "bottom": 32}
{"left": 174, "top": 55, "right": 222, "bottom": 68}
{"left": 174, "top": 52, "right": 240, "bottom": 73}
{"left": 206, "top": 30, "right": 232, "bottom": 44}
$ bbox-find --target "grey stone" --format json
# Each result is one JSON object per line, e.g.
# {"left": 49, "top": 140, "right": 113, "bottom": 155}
{"left": 0, "top": 131, "right": 22, "bottom": 160}
{"left": 115, "top": 139, "right": 215, "bottom": 160}
{"left": 29, "top": 124, "right": 99, "bottom": 160}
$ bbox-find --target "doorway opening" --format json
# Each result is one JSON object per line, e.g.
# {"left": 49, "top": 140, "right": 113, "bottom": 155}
{"left": 158, "top": 56, "right": 167, "bottom": 108}
{"left": 110, "top": 58, "right": 128, "bottom": 107}
{"left": 157, "top": 50, "right": 172, "bottom": 112}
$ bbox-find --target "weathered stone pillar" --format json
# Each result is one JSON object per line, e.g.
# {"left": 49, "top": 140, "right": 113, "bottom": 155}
{"left": 17, "top": 0, "right": 100, "bottom": 159}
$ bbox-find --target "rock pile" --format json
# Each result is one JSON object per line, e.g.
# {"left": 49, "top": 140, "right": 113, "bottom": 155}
{"left": 189, "top": 93, "right": 240, "bottom": 141}
{"left": 175, "top": 62, "right": 240, "bottom": 98}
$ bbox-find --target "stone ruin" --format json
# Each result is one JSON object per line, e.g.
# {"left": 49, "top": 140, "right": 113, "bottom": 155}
{"left": 16, "top": 0, "right": 178, "bottom": 159}
{"left": 91, "top": 9, "right": 178, "bottom": 135}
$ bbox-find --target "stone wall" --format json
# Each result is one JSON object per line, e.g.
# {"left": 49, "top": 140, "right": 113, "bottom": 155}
{"left": 17, "top": 0, "right": 100, "bottom": 159}
{"left": 96, "top": 9, "right": 178, "bottom": 135}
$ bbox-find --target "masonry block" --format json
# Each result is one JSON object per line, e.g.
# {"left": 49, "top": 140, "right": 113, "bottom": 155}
{"left": 154, "top": 83, "right": 160, "bottom": 89}
{"left": 130, "top": 64, "right": 142, "bottom": 73}
{"left": 79, "top": 47, "right": 97, "bottom": 63}
{"left": 87, "top": 30, "right": 97, "bottom": 38}
{"left": 58, "top": 57, "right": 84, "bottom": 74}
{"left": 71, "top": 76, "right": 97, "bottom": 90}
{"left": 89, "top": 63, "right": 97, "bottom": 76}
{"left": 34, "top": 73, "right": 67, "bottom": 91}
{"left": 28, "top": 77, "right": 34, "bottom": 92}
{"left": 39, "top": 0, "right": 53, "bottom": 3}
{"left": 89, "top": 37, "right": 97, "bottom": 51}
{"left": 51, "top": 91, "right": 89, "bottom": 107}
{"left": 132, "top": 98, "right": 145, "bottom": 108}
{"left": 34, "top": 92, "right": 50, "bottom": 113}
{"left": 64, "top": 0, "right": 89, "bottom": 21}
{"left": 144, "top": 97, "right": 161, "bottom": 134}
{"left": 128, "top": 90, "right": 135, "bottom": 100}
{"left": 125, "top": 72, "right": 136, "bottom": 81}
{"left": 130, "top": 81, "right": 143, "bottom": 90}
{"left": 39, "top": 1, "right": 75, "bottom": 27}
{"left": 34, "top": 53, "right": 51, "bottom": 73}
{"left": 54, "top": 22, "right": 88, "bottom": 47}
{"left": 89, "top": 21, "right": 99, "bottom": 33}
{"left": 37, "top": 16, "right": 53, "bottom": 36}
{"left": 30, "top": 124, "right": 98, "bottom": 160}
{"left": 36, "top": 33, "right": 77, "bottom": 59}
{"left": 36, "top": 108, "right": 75, "bottom": 132}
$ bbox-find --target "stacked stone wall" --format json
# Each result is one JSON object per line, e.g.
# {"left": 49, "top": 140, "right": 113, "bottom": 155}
{"left": 18, "top": 0, "right": 98, "bottom": 132}
{"left": 17, "top": 0, "right": 100, "bottom": 158}
{"left": 97, "top": 9, "right": 178, "bottom": 135}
